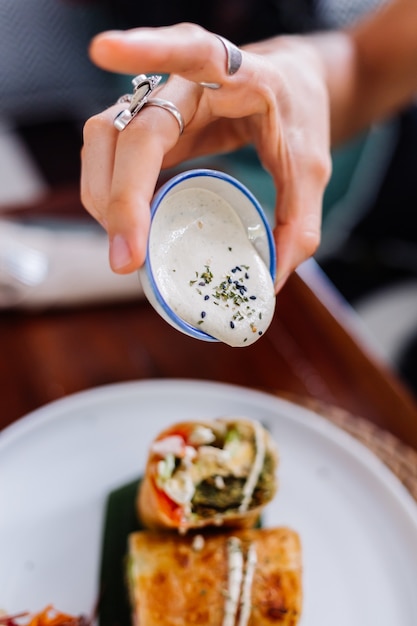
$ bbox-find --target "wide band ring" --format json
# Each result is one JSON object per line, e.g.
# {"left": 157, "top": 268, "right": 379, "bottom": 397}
{"left": 216, "top": 35, "right": 242, "bottom": 76}
{"left": 143, "top": 98, "right": 184, "bottom": 135}
{"left": 199, "top": 34, "right": 242, "bottom": 89}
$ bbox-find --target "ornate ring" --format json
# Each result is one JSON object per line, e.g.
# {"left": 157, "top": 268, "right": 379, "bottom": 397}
{"left": 143, "top": 98, "right": 184, "bottom": 135}
{"left": 199, "top": 34, "right": 242, "bottom": 89}
{"left": 114, "top": 74, "right": 162, "bottom": 131}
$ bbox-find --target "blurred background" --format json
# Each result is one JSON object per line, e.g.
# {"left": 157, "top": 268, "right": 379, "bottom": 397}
{"left": 1, "top": 0, "right": 416, "bottom": 397}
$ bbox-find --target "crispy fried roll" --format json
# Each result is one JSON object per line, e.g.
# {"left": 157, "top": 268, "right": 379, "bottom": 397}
{"left": 126, "top": 527, "right": 302, "bottom": 626}
{"left": 137, "top": 417, "right": 278, "bottom": 532}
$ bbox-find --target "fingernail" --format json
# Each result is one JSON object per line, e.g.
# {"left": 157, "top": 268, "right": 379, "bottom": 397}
{"left": 98, "top": 30, "right": 124, "bottom": 39}
{"left": 110, "top": 234, "right": 132, "bottom": 270}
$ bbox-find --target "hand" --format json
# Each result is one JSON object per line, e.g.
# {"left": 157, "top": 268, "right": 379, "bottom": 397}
{"left": 81, "top": 23, "right": 331, "bottom": 292}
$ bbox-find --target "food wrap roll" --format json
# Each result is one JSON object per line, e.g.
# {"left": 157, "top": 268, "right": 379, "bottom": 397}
{"left": 137, "top": 417, "right": 278, "bottom": 532}
{"left": 126, "top": 526, "right": 302, "bottom": 626}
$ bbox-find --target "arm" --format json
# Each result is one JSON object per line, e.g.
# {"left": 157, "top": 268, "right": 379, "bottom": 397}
{"left": 244, "top": 0, "right": 417, "bottom": 145}
{"left": 312, "top": 0, "right": 417, "bottom": 144}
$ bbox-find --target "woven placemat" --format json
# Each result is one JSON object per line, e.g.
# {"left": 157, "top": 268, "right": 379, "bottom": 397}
{"left": 279, "top": 393, "right": 417, "bottom": 503}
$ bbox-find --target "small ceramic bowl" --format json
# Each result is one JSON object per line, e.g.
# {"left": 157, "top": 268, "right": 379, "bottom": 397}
{"left": 138, "top": 168, "right": 276, "bottom": 342}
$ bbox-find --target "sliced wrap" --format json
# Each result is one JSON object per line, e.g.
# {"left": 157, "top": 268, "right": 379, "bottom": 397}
{"left": 127, "top": 526, "right": 302, "bottom": 626}
{"left": 137, "top": 417, "right": 278, "bottom": 532}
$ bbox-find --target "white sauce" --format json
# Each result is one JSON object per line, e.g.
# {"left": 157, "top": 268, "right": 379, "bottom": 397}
{"left": 239, "top": 419, "right": 266, "bottom": 513}
{"left": 223, "top": 537, "right": 244, "bottom": 626}
{"left": 238, "top": 543, "right": 257, "bottom": 626}
{"left": 223, "top": 538, "right": 257, "bottom": 626}
{"left": 149, "top": 187, "right": 276, "bottom": 347}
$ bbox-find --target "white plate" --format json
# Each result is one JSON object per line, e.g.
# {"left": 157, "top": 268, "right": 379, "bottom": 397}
{"left": 1, "top": 379, "right": 417, "bottom": 625}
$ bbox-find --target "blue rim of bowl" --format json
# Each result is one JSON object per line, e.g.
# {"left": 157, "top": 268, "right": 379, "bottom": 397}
{"left": 144, "top": 168, "right": 276, "bottom": 342}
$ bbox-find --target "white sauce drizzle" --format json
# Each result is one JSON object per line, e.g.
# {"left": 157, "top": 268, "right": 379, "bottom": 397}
{"left": 149, "top": 187, "right": 275, "bottom": 347}
{"left": 239, "top": 419, "right": 266, "bottom": 513}
{"left": 223, "top": 537, "right": 244, "bottom": 626}
{"left": 237, "top": 543, "right": 257, "bottom": 626}
{"left": 223, "top": 539, "right": 257, "bottom": 626}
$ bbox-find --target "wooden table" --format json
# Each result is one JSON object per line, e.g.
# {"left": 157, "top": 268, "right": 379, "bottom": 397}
{"left": 2, "top": 241, "right": 417, "bottom": 451}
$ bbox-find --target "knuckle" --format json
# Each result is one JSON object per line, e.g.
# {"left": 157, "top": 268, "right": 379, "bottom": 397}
{"left": 299, "top": 227, "right": 321, "bottom": 258}
{"left": 300, "top": 142, "right": 332, "bottom": 188}
{"left": 301, "top": 208, "right": 322, "bottom": 257}
{"left": 176, "top": 22, "right": 207, "bottom": 39}
{"left": 108, "top": 192, "right": 142, "bottom": 222}
{"left": 83, "top": 112, "right": 109, "bottom": 141}
{"left": 313, "top": 149, "right": 332, "bottom": 186}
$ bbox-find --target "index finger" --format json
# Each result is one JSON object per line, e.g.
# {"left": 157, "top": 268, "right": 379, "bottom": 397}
{"left": 90, "top": 23, "right": 241, "bottom": 87}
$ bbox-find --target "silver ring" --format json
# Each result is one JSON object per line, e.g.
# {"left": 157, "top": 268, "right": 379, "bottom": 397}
{"left": 216, "top": 35, "right": 242, "bottom": 76}
{"left": 199, "top": 34, "right": 242, "bottom": 90}
{"left": 143, "top": 98, "right": 184, "bottom": 135}
{"left": 114, "top": 74, "right": 162, "bottom": 131}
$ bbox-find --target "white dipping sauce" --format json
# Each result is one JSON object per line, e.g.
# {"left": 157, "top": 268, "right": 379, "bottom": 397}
{"left": 148, "top": 187, "right": 276, "bottom": 347}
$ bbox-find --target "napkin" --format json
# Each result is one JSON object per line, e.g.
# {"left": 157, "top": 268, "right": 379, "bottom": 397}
{"left": 0, "top": 218, "right": 144, "bottom": 309}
